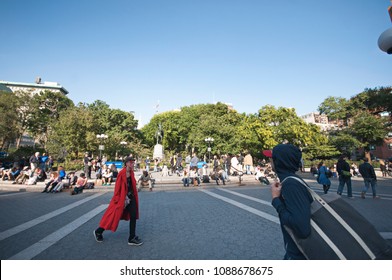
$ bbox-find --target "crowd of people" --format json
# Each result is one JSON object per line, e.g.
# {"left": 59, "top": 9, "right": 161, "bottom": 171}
{"left": 0, "top": 152, "right": 52, "bottom": 185}
{"left": 0, "top": 150, "right": 389, "bottom": 198}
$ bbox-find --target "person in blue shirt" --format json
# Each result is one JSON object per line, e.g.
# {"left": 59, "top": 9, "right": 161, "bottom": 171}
{"left": 317, "top": 161, "right": 331, "bottom": 194}
{"left": 269, "top": 144, "right": 313, "bottom": 260}
{"left": 39, "top": 153, "right": 49, "bottom": 172}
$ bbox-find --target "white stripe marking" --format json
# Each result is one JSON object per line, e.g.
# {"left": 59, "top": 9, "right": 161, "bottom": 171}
{"left": 8, "top": 204, "right": 108, "bottom": 260}
{"left": 0, "top": 193, "right": 106, "bottom": 241}
{"left": 199, "top": 189, "right": 279, "bottom": 224}
{"left": 218, "top": 188, "right": 272, "bottom": 206}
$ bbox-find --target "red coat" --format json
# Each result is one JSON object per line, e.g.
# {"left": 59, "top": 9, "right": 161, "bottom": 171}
{"left": 98, "top": 168, "right": 139, "bottom": 232}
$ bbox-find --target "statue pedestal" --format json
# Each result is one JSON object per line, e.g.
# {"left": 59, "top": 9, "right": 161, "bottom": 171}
{"left": 153, "top": 144, "right": 164, "bottom": 160}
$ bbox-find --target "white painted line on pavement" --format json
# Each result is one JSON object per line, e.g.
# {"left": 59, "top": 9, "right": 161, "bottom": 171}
{"left": 199, "top": 189, "right": 279, "bottom": 224}
{"left": 218, "top": 188, "right": 272, "bottom": 206}
{"left": 0, "top": 192, "right": 106, "bottom": 241}
{"left": 8, "top": 204, "right": 108, "bottom": 260}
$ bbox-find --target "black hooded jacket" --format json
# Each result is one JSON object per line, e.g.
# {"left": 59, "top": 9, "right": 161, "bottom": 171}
{"left": 271, "top": 144, "right": 313, "bottom": 260}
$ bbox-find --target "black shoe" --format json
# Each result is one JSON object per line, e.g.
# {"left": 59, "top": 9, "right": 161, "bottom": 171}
{"left": 128, "top": 236, "right": 143, "bottom": 246}
{"left": 93, "top": 230, "right": 103, "bottom": 242}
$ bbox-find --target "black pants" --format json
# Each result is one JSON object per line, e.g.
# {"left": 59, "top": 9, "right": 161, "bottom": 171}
{"left": 96, "top": 197, "right": 137, "bottom": 239}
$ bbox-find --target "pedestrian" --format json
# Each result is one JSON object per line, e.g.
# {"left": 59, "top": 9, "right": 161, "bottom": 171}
{"left": 244, "top": 153, "right": 254, "bottom": 175}
{"left": 47, "top": 155, "right": 54, "bottom": 172}
{"left": 269, "top": 144, "right": 313, "bottom": 260}
{"left": 190, "top": 153, "right": 198, "bottom": 168}
{"left": 224, "top": 154, "right": 231, "bottom": 175}
{"left": 336, "top": 155, "right": 353, "bottom": 198}
{"left": 84, "top": 152, "right": 92, "bottom": 179}
{"left": 29, "top": 152, "right": 40, "bottom": 173}
{"left": 93, "top": 157, "right": 143, "bottom": 246}
{"left": 317, "top": 161, "right": 331, "bottom": 194}
{"left": 145, "top": 157, "right": 150, "bottom": 171}
{"left": 39, "top": 153, "right": 49, "bottom": 173}
{"left": 359, "top": 158, "right": 380, "bottom": 199}
{"left": 379, "top": 159, "right": 387, "bottom": 177}
{"left": 213, "top": 155, "right": 220, "bottom": 171}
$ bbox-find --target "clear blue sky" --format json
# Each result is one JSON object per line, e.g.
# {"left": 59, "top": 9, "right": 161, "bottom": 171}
{"left": 1, "top": 0, "right": 391, "bottom": 126}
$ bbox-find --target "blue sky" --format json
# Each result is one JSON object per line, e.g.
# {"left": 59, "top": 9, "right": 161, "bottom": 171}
{"left": 1, "top": 0, "right": 391, "bottom": 126}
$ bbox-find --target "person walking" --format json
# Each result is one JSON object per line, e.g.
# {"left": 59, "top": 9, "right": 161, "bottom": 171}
{"left": 359, "top": 158, "right": 380, "bottom": 199}
{"left": 29, "top": 152, "right": 40, "bottom": 174}
{"left": 93, "top": 157, "right": 143, "bottom": 246}
{"left": 317, "top": 161, "right": 331, "bottom": 194}
{"left": 269, "top": 144, "right": 313, "bottom": 260}
{"left": 83, "top": 152, "right": 92, "bottom": 179}
{"left": 145, "top": 157, "right": 150, "bottom": 171}
{"left": 39, "top": 153, "right": 49, "bottom": 173}
{"left": 190, "top": 153, "right": 199, "bottom": 168}
{"left": 379, "top": 159, "right": 387, "bottom": 177}
{"left": 244, "top": 153, "right": 254, "bottom": 175}
{"left": 336, "top": 155, "right": 353, "bottom": 199}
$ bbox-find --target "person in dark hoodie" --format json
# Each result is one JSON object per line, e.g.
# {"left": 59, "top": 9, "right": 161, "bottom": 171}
{"left": 336, "top": 155, "right": 353, "bottom": 198}
{"left": 269, "top": 144, "right": 313, "bottom": 260}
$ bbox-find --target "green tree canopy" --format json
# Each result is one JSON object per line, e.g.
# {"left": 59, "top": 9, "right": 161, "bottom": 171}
{"left": 28, "top": 90, "right": 74, "bottom": 148}
{"left": 0, "top": 91, "right": 19, "bottom": 150}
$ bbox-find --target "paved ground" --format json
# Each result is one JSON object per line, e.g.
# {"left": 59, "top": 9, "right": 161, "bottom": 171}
{"left": 0, "top": 171, "right": 391, "bottom": 260}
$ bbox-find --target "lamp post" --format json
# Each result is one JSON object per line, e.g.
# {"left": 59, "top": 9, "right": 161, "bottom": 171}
{"left": 204, "top": 137, "right": 214, "bottom": 164}
{"left": 96, "top": 134, "right": 108, "bottom": 158}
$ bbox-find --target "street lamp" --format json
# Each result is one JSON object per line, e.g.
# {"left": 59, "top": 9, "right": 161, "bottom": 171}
{"left": 96, "top": 134, "right": 108, "bottom": 158}
{"left": 204, "top": 137, "right": 214, "bottom": 164}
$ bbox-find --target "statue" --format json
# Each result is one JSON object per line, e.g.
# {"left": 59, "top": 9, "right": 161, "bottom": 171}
{"left": 155, "top": 123, "right": 164, "bottom": 144}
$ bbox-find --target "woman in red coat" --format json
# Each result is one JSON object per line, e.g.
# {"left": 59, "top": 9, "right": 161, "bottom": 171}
{"left": 93, "top": 157, "right": 143, "bottom": 246}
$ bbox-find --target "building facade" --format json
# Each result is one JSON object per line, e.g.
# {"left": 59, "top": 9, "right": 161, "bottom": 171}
{"left": 0, "top": 78, "right": 69, "bottom": 96}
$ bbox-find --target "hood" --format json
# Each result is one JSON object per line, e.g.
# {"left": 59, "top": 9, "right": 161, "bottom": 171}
{"left": 272, "top": 144, "right": 302, "bottom": 179}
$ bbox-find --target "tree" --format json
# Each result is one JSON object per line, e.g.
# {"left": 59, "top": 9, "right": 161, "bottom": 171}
{"left": 28, "top": 90, "right": 74, "bottom": 148}
{"left": 140, "top": 102, "right": 238, "bottom": 156}
{"left": 86, "top": 100, "right": 139, "bottom": 158}
{"left": 350, "top": 87, "right": 392, "bottom": 131}
{"left": 0, "top": 91, "right": 19, "bottom": 150}
{"left": 351, "top": 111, "right": 386, "bottom": 161}
{"left": 318, "top": 96, "right": 350, "bottom": 126}
{"left": 46, "top": 103, "right": 95, "bottom": 160}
